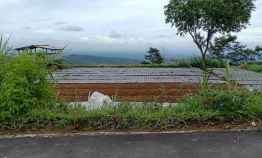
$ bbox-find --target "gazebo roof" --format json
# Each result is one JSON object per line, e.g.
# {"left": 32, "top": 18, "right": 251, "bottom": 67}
{"left": 15, "top": 45, "right": 64, "bottom": 51}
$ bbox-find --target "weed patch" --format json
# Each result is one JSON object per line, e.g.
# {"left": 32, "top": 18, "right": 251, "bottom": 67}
{"left": 241, "top": 63, "right": 262, "bottom": 73}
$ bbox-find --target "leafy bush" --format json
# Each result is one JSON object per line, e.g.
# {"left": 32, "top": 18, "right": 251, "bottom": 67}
{"left": 172, "top": 59, "right": 192, "bottom": 67}
{"left": 0, "top": 102, "right": 219, "bottom": 130}
{"left": 0, "top": 54, "right": 6, "bottom": 85}
{"left": 172, "top": 57, "right": 226, "bottom": 68}
{"left": 246, "top": 93, "right": 262, "bottom": 118}
{"left": 47, "top": 59, "right": 66, "bottom": 71}
{"left": 0, "top": 53, "right": 57, "bottom": 121}
{"left": 185, "top": 87, "right": 262, "bottom": 120}
{"left": 202, "top": 89, "right": 246, "bottom": 116}
{"left": 143, "top": 47, "right": 164, "bottom": 64}
{"left": 190, "top": 57, "right": 226, "bottom": 68}
{"left": 241, "top": 63, "right": 262, "bottom": 73}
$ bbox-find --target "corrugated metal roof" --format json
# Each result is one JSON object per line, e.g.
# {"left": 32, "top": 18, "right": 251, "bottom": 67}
{"left": 51, "top": 68, "right": 223, "bottom": 84}
{"left": 15, "top": 45, "right": 64, "bottom": 51}
{"left": 51, "top": 68, "right": 262, "bottom": 90}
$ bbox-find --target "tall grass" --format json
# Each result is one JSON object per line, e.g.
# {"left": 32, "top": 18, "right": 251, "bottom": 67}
{"left": 0, "top": 35, "right": 10, "bottom": 54}
{"left": 1, "top": 102, "right": 220, "bottom": 130}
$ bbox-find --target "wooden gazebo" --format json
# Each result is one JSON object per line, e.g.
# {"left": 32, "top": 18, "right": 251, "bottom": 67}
{"left": 15, "top": 44, "right": 64, "bottom": 60}
{"left": 15, "top": 45, "right": 64, "bottom": 54}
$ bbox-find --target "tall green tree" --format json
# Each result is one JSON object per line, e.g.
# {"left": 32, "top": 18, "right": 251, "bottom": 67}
{"left": 210, "top": 35, "right": 239, "bottom": 59}
{"left": 143, "top": 47, "right": 164, "bottom": 64}
{"left": 164, "top": 0, "right": 255, "bottom": 69}
{"left": 211, "top": 34, "right": 262, "bottom": 64}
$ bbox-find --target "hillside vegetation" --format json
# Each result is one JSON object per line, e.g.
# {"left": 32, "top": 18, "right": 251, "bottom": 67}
{"left": 1, "top": 52, "right": 262, "bottom": 131}
{"left": 64, "top": 54, "right": 141, "bottom": 65}
{"left": 241, "top": 63, "right": 262, "bottom": 73}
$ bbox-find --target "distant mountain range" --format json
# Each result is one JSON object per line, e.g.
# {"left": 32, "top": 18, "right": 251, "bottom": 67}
{"left": 64, "top": 54, "right": 142, "bottom": 65}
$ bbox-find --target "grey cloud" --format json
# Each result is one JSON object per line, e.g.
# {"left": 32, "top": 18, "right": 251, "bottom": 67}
{"left": 155, "top": 34, "right": 171, "bottom": 38}
{"left": 109, "top": 31, "right": 123, "bottom": 39}
{"left": 54, "top": 21, "right": 67, "bottom": 26}
{"left": 59, "top": 25, "right": 84, "bottom": 32}
{"left": 24, "top": 26, "right": 32, "bottom": 30}
{"left": 1, "top": 0, "right": 261, "bottom": 56}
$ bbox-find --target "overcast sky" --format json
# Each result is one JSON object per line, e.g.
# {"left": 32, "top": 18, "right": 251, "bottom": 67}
{"left": 1, "top": 0, "right": 262, "bottom": 58}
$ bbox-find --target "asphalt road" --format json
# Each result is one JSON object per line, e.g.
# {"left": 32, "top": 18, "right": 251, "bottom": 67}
{"left": 0, "top": 131, "right": 262, "bottom": 158}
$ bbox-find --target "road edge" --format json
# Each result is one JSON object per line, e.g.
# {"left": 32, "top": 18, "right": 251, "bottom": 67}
{"left": 0, "top": 128, "right": 261, "bottom": 140}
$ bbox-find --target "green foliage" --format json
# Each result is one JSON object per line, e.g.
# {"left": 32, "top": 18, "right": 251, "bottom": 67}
{"left": 172, "top": 59, "right": 192, "bottom": 67}
{"left": 210, "top": 34, "right": 239, "bottom": 58}
{"left": 165, "top": 0, "right": 255, "bottom": 34}
{"left": 62, "top": 57, "right": 226, "bottom": 69}
{"left": 241, "top": 63, "right": 262, "bottom": 73}
{"left": 204, "top": 90, "right": 246, "bottom": 114}
{"left": 143, "top": 47, "right": 164, "bottom": 64}
{"left": 200, "top": 71, "right": 210, "bottom": 92}
{"left": 224, "top": 62, "right": 232, "bottom": 83}
{"left": 0, "top": 36, "right": 11, "bottom": 84}
{"left": 172, "top": 57, "right": 225, "bottom": 68}
{"left": 227, "top": 47, "right": 261, "bottom": 65}
{"left": 64, "top": 54, "right": 141, "bottom": 65}
{"left": 1, "top": 86, "right": 262, "bottom": 130}
{"left": 0, "top": 53, "right": 57, "bottom": 121}
{"left": 48, "top": 59, "right": 66, "bottom": 71}
{"left": 185, "top": 87, "right": 262, "bottom": 120}
{"left": 210, "top": 34, "right": 262, "bottom": 65}
{"left": 0, "top": 54, "right": 7, "bottom": 86}
{"left": 191, "top": 57, "right": 226, "bottom": 68}
{"left": 0, "top": 35, "right": 10, "bottom": 54}
{"left": 61, "top": 64, "right": 186, "bottom": 68}
{"left": 246, "top": 93, "right": 262, "bottom": 118}
{"left": 165, "top": 0, "right": 255, "bottom": 69}
{"left": 0, "top": 102, "right": 220, "bottom": 130}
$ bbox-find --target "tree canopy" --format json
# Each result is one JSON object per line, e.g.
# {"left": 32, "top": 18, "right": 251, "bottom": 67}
{"left": 210, "top": 34, "right": 262, "bottom": 65}
{"left": 165, "top": 0, "right": 255, "bottom": 69}
{"left": 143, "top": 47, "right": 164, "bottom": 64}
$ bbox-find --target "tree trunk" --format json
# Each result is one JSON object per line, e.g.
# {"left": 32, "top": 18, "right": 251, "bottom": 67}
{"left": 201, "top": 53, "right": 207, "bottom": 71}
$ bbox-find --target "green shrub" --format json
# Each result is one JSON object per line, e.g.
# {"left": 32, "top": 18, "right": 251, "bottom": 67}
{"left": 190, "top": 57, "right": 226, "bottom": 68}
{"left": 246, "top": 93, "right": 262, "bottom": 118}
{"left": 241, "top": 63, "right": 262, "bottom": 73}
{"left": 172, "top": 57, "right": 226, "bottom": 68}
{"left": 172, "top": 59, "right": 192, "bottom": 67}
{"left": 201, "top": 89, "right": 247, "bottom": 113}
{"left": 0, "top": 53, "right": 56, "bottom": 119}
{"left": 185, "top": 86, "right": 262, "bottom": 121}
{"left": 13, "top": 103, "right": 218, "bottom": 130}
{"left": 0, "top": 54, "right": 6, "bottom": 85}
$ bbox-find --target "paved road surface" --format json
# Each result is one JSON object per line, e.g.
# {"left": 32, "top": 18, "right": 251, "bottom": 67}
{"left": 0, "top": 131, "right": 262, "bottom": 158}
